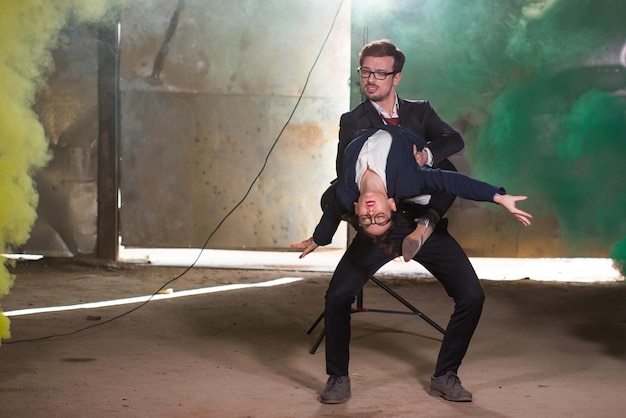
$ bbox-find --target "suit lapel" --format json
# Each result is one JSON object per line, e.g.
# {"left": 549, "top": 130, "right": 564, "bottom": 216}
{"left": 397, "top": 97, "right": 413, "bottom": 129}
{"left": 364, "top": 101, "right": 385, "bottom": 128}
{"left": 364, "top": 97, "right": 412, "bottom": 129}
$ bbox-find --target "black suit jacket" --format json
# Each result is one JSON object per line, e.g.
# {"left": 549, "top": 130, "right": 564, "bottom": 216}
{"left": 337, "top": 98, "right": 464, "bottom": 175}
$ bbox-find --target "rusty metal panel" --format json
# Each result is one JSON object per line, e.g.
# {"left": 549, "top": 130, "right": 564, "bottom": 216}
{"left": 118, "top": 0, "right": 350, "bottom": 249}
{"left": 119, "top": 92, "right": 346, "bottom": 248}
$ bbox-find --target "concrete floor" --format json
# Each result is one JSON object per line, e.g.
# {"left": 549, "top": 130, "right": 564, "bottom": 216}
{"left": 1, "top": 257, "right": 625, "bottom": 417}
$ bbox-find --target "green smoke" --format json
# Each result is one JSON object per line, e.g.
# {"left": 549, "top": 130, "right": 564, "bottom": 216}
{"left": 377, "top": 0, "right": 626, "bottom": 275}
{"left": 474, "top": 81, "right": 626, "bottom": 260}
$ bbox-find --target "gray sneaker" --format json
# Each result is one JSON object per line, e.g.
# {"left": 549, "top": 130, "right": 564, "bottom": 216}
{"left": 429, "top": 371, "right": 472, "bottom": 402}
{"left": 320, "top": 375, "right": 351, "bottom": 404}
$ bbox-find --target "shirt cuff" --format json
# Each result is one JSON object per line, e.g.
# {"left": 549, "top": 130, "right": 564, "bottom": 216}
{"left": 424, "top": 147, "right": 434, "bottom": 167}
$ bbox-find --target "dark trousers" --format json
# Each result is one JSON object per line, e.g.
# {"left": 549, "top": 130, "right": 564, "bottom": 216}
{"left": 324, "top": 217, "right": 484, "bottom": 377}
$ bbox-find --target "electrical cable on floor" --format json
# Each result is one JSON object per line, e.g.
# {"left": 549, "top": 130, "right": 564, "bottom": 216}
{"left": 5, "top": 0, "right": 345, "bottom": 344}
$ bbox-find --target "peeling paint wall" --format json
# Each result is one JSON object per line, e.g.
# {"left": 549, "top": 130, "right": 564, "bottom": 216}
{"left": 118, "top": 0, "right": 350, "bottom": 249}
{"left": 22, "top": 1, "right": 350, "bottom": 256}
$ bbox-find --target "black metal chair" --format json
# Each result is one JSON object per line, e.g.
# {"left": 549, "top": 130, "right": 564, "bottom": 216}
{"left": 306, "top": 276, "right": 445, "bottom": 354}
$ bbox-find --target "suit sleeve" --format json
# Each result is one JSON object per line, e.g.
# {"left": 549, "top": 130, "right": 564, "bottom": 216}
{"left": 415, "top": 101, "right": 464, "bottom": 165}
{"left": 337, "top": 112, "right": 358, "bottom": 176}
{"left": 312, "top": 180, "right": 355, "bottom": 246}
{"left": 411, "top": 166, "right": 505, "bottom": 202}
{"left": 312, "top": 205, "right": 342, "bottom": 246}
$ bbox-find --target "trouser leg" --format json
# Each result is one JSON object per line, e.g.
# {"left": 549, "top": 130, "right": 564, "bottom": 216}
{"left": 324, "top": 234, "right": 393, "bottom": 377}
{"left": 428, "top": 191, "right": 456, "bottom": 218}
{"left": 414, "top": 221, "right": 484, "bottom": 376}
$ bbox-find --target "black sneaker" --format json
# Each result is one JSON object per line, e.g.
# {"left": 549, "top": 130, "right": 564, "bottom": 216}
{"left": 429, "top": 371, "right": 472, "bottom": 402}
{"left": 320, "top": 375, "right": 351, "bottom": 404}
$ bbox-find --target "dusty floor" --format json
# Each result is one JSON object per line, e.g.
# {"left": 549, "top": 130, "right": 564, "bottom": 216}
{"left": 0, "top": 257, "right": 625, "bottom": 418}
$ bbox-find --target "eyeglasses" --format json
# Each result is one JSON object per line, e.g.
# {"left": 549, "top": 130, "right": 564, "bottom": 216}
{"left": 357, "top": 67, "right": 395, "bottom": 80}
{"left": 359, "top": 213, "right": 391, "bottom": 229}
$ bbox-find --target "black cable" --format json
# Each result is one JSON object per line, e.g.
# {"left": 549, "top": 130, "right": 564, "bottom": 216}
{"left": 5, "top": 0, "right": 345, "bottom": 344}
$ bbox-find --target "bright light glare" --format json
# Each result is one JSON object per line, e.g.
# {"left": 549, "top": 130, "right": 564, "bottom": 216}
{"left": 3, "top": 277, "right": 303, "bottom": 317}
{"left": 2, "top": 253, "right": 43, "bottom": 260}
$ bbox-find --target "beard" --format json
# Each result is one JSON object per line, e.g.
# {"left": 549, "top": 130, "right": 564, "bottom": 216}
{"left": 363, "top": 83, "right": 392, "bottom": 103}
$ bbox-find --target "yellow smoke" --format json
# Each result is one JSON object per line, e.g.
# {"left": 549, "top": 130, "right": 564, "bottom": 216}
{"left": 0, "top": 0, "right": 122, "bottom": 345}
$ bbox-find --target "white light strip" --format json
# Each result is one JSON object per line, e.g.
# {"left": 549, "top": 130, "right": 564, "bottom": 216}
{"left": 1, "top": 253, "right": 43, "bottom": 260}
{"left": 119, "top": 248, "right": 623, "bottom": 282}
{"left": 3, "top": 277, "right": 303, "bottom": 317}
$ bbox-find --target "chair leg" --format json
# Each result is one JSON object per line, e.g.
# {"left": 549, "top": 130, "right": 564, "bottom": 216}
{"left": 306, "top": 312, "right": 325, "bottom": 335}
{"left": 369, "top": 276, "right": 445, "bottom": 334}
{"left": 306, "top": 276, "right": 444, "bottom": 355}
{"left": 309, "top": 328, "right": 325, "bottom": 354}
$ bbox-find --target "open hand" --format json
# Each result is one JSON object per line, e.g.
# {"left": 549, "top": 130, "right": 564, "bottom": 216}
{"left": 290, "top": 237, "right": 319, "bottom": 259}
{"left": 494, "top": 194, "right": 533, "bottom": 226}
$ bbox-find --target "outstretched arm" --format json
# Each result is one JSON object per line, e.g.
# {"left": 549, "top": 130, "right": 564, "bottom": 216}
{"left": 493, "top": 194, "right": 533, "bottom": 226}
{"left": 290, "top": 237, "right": 319, "bottom": 259}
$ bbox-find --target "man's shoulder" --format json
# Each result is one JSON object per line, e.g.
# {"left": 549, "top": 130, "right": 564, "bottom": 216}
{"left": 398, "top": 98, "right": 431, "bottom": 109}
{"left": 341, "top": 98, "right": 433, "bottom": 117}
{"left": 339, "top": 101, "right": 378, "bottom": 133}
{"left": 342, "top": 100, "right": 373, "bottom": 117}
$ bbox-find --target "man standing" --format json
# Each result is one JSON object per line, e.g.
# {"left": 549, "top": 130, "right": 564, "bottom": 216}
{"left": 338, "top": 39, "right": 465, "bottom": 260}
{"left": 313, "top": 40, "right": 485, "bottom": 404}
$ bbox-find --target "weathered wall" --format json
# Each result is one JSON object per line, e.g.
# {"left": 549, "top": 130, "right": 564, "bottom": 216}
{"left": 118, "top": 0, "right": 350, "bottom": 249}
{"left": 26, "top": 24, "right": 100, "bottom": 256}
{"left": 22, "top": 0, "right": 624, "bottom": 259}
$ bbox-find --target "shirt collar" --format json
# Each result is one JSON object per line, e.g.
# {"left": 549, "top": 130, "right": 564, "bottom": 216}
{"left": 370, "top": 94, "right": 399, "bottom": 118}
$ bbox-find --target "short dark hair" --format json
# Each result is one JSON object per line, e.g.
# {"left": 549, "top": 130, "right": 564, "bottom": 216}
{"left": 342, "top": 211, "right": 403, "bottom": 257}
{"left": 359, "top": 39, "right": 406, "bottom": 74}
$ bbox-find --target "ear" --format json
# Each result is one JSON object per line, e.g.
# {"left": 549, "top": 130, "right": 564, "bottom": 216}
{"left": 353, "top": 201, "right": 358, "bottom": 213}
{"left": 392, "top": 72, "right": 402, "bottom": 87}
{"left": 388, "top": 198, "right": 397, "bottom": 212}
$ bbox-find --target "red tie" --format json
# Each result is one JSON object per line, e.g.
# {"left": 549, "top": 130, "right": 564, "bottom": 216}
{"left": 383, "top": 117, "right": 400, "bottom": 126}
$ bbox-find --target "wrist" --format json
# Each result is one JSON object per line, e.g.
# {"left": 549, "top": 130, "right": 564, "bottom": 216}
{"left": 424, "top": 147, "right": 433, "bottom": 166}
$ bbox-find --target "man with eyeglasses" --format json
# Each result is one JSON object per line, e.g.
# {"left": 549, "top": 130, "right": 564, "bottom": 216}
{"left": 337, "top": 39, "right": 465, "bottom": 261}
{"left": 293, "top": 124, "right": 532, "bottom": 405}
{"left": 300, "top": 39, "right": 500, "bottom": 405}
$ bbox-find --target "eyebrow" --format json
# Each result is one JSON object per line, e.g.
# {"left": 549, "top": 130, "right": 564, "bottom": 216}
{"left": 361, "top": 66, "right": 393, "bottom": 72}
